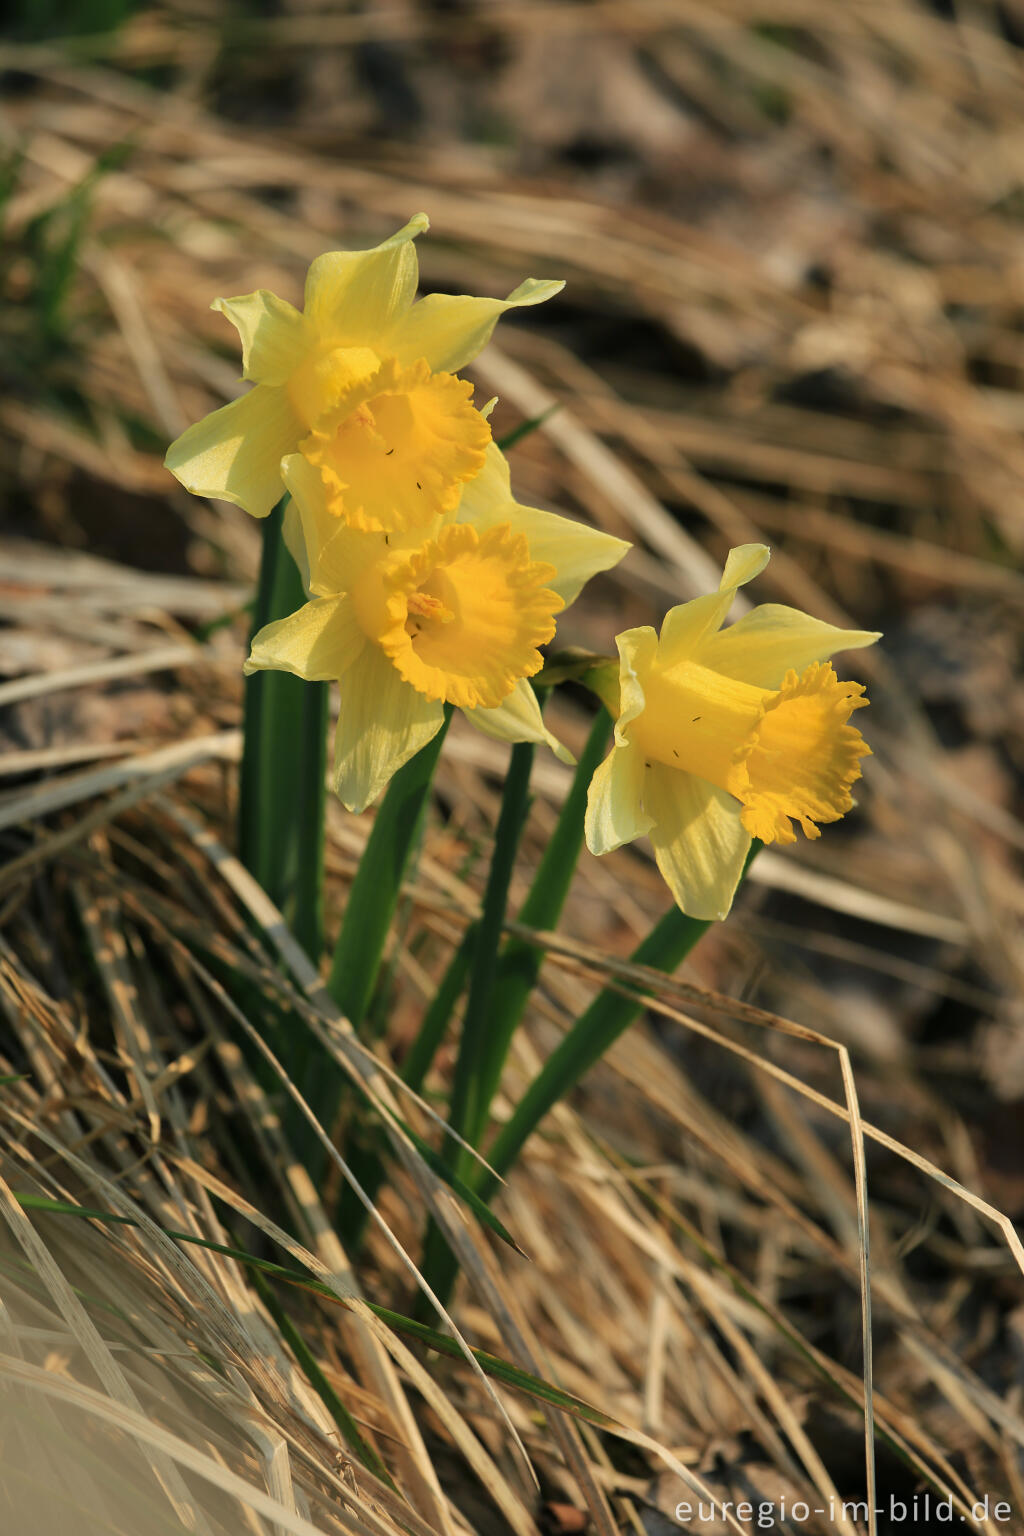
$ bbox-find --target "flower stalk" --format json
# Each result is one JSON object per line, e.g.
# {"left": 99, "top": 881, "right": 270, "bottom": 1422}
{"left": 328, "top": 707, "right": 452, "bottom": 1028}
{"left": 474, "top": 704, "right": 612, "bottom": 1126}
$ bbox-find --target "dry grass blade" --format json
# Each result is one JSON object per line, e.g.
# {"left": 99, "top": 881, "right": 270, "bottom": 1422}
{"left": 0, "top": 1353, "right": 340, "bottom": 1536}
{"left": 0, "top": 642, "right": 200, "bottom": 708}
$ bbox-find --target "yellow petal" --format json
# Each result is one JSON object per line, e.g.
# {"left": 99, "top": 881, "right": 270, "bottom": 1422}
{"left": 164, "top": 385, "right": 303, "bottom": 518}
{"left": 584, "top": 742, "right": 653, "bottom": 856}
{"left": 332, "top": 643, "right": 444, "bottom": 812}
{"left": 657, "top": 542, "right": 771, "bottom": 669}
{"left": 698, "top": 604, "right": 881, "bottom": 691}
{"left": 211, "top": 290, "right": 308, "bottom": 384}
{"left": 282, "top": 497, "right": 311, "bottom": 595}
{"left": 460, "top": 445, "right": 629, "bottom": 606}
{"left": 386, "top": 279, "right": 565, "bottom": 375}
{"left": 613, "top": 626, "right": 658, "bottom": 745}
{"left": 282, "top": 452, "right": 398, "bottom": 597}
{"left": 644, "top": 764, "right": 751, "bottom": 921}
{"left": 244, "top": 594, "right": 365, "bottom": 681}
{"left": 720, "top": 543, "right": 771, "bottom": 590}
{"left": 303, "top": 214, "right": 429, "bottom": 342}
{"left": 464, "top": 678, "right": 575, "bottom": 764}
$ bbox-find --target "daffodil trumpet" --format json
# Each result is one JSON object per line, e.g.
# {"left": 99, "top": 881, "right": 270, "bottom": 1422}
{"left": 585, "top": 544, "right": 880, "bottom": 920}
{"left": 165, "top": 213, "right": 564, "bottom": 531}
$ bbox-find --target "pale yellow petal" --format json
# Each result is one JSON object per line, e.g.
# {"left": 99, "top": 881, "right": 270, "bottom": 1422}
{"left": 613, "top": 626, "right": 658, "bottom": 745}
{"left": 333, "top": 643, "right": 445, "bottom": 812}
{"left": 657, "top": 543, "right": 771, "bottom": 669}
{"left": 719, "top": 543, "right": 770, "bottom": 590}
{"left": 698, "top": 605, "right": 881, "bottom": 691}
{"left": 386, "top": 279, "right": 565, "bottom": 374}
{"left": 244, "top": 594, "right": 365, "bottom": 682}
{"left": 303, "top": 214, "right": 429, "bottom": 341}
{"left": 645, "top": 763, "right": 751, "bottom": 921}
{"left": 585, "top": 742, "right": 653, "bottom": 856}
{"left": 211, "top": 290, "right": 309, "bottom": 384}
{"left": 656, "top": 590, "right": 740, "bottom": 670}
{"left": 164, "top": 385, "right": 303, "bottom": 518}
{"left": 460, "top": 447, "right": 629, "bottom": 607}
{"left": 281, "top": 453, "right": 392, "bottom": 596}
{"left": 464, "top": 678, "right": 574, "bottom": 764}
{"left": 282, "top": 498, "right": 311, "bottom": 595}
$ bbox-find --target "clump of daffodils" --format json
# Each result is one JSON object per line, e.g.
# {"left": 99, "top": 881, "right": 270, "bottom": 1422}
{"left": 167, "top": 220, "right": 880, "bottom": 920}
{"left": 585, "top": 545, "right": 879, "bottom": 919}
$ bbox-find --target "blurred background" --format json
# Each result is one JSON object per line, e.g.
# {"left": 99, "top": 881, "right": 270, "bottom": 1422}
{"left": 2, "top": 2, "right": 1024, "bottom": 1532}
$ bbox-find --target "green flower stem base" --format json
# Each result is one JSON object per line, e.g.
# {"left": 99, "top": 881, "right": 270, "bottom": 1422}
{"left": 239, "top": 499, "right": 327, "bottom": 964}
{"left": 348, "top": 711, "right": 609, "bottom": 1259}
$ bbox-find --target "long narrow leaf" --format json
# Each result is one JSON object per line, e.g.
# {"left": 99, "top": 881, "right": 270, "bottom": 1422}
{"left": 476, "top": 707, "right": 611, "bottom": 1119}
{"left": 328, "top": 709, "right": 451, "bottom": 1028}
{"left": 419, "top": 739, "right": 535, "bottom": 1305}
{"left": 239, "top": 500, "right": 327, "bottom": 960}
{"left": 483, "top": 843, "right": 762, "bottom": 1195}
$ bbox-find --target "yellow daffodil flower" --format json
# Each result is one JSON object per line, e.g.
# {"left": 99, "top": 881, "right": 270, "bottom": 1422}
{"left": 585, "top": 545, "right": 880, "bottom": 920}
{"left": 164, "top": 213, "right": 562, "bottom": 528}
{"left": 244, "top": 447, "right": 630, "bottom": 811}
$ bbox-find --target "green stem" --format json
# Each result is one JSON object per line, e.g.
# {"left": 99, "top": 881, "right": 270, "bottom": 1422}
{"left": 238, "top": 501, "right": 327, "bottom": 960}
{"left": 400, "top": 924, "right": 477, "bottom": 1095}
{"left": 418, "top": 739, "right": 535, "bottom": 1307}
{"left": 450, "top": 740, "right": 536, "bottom": 1152}
{"left": 290, "top": 679, "right": 329, "bottom": 960}
{"left": 329, "top": 711, "right": 452, "bottom": 1226}
{"left": 328, "top": 708, "right": 451, "bottom": 1030}
{"left": 475, "top": 707, "right": 611, "bottom": 1123}
{"left": 339, "top": 923, "right": 478, "bottom": 1254}
{"left": 484, "top": 842, "right": 762, "bottom": 1195}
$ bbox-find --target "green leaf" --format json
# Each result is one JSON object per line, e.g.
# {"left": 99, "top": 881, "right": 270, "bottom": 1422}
{"left": 327, "top": 709, "right": 451, "bottom": 1030}
{"left": 13, "top": 1193, "right": 134, "bottom": 1225}
{"left": 239, "top": 499, "right": 327, "bottom": 962}
{"left": 484, "top": 843, "right": 762, "bottom": 1194}
{"left": 495, "top": 404, "right": 560, "bottom": 453}
{"left": 252, "top": 1267, "right": 397, "bottom": 1487}
{"left": 400, "top": 1123, "right": 522, "bottom": 1254}
{"left": 476, "top": 707, "right": 611, "bottom": 1120}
